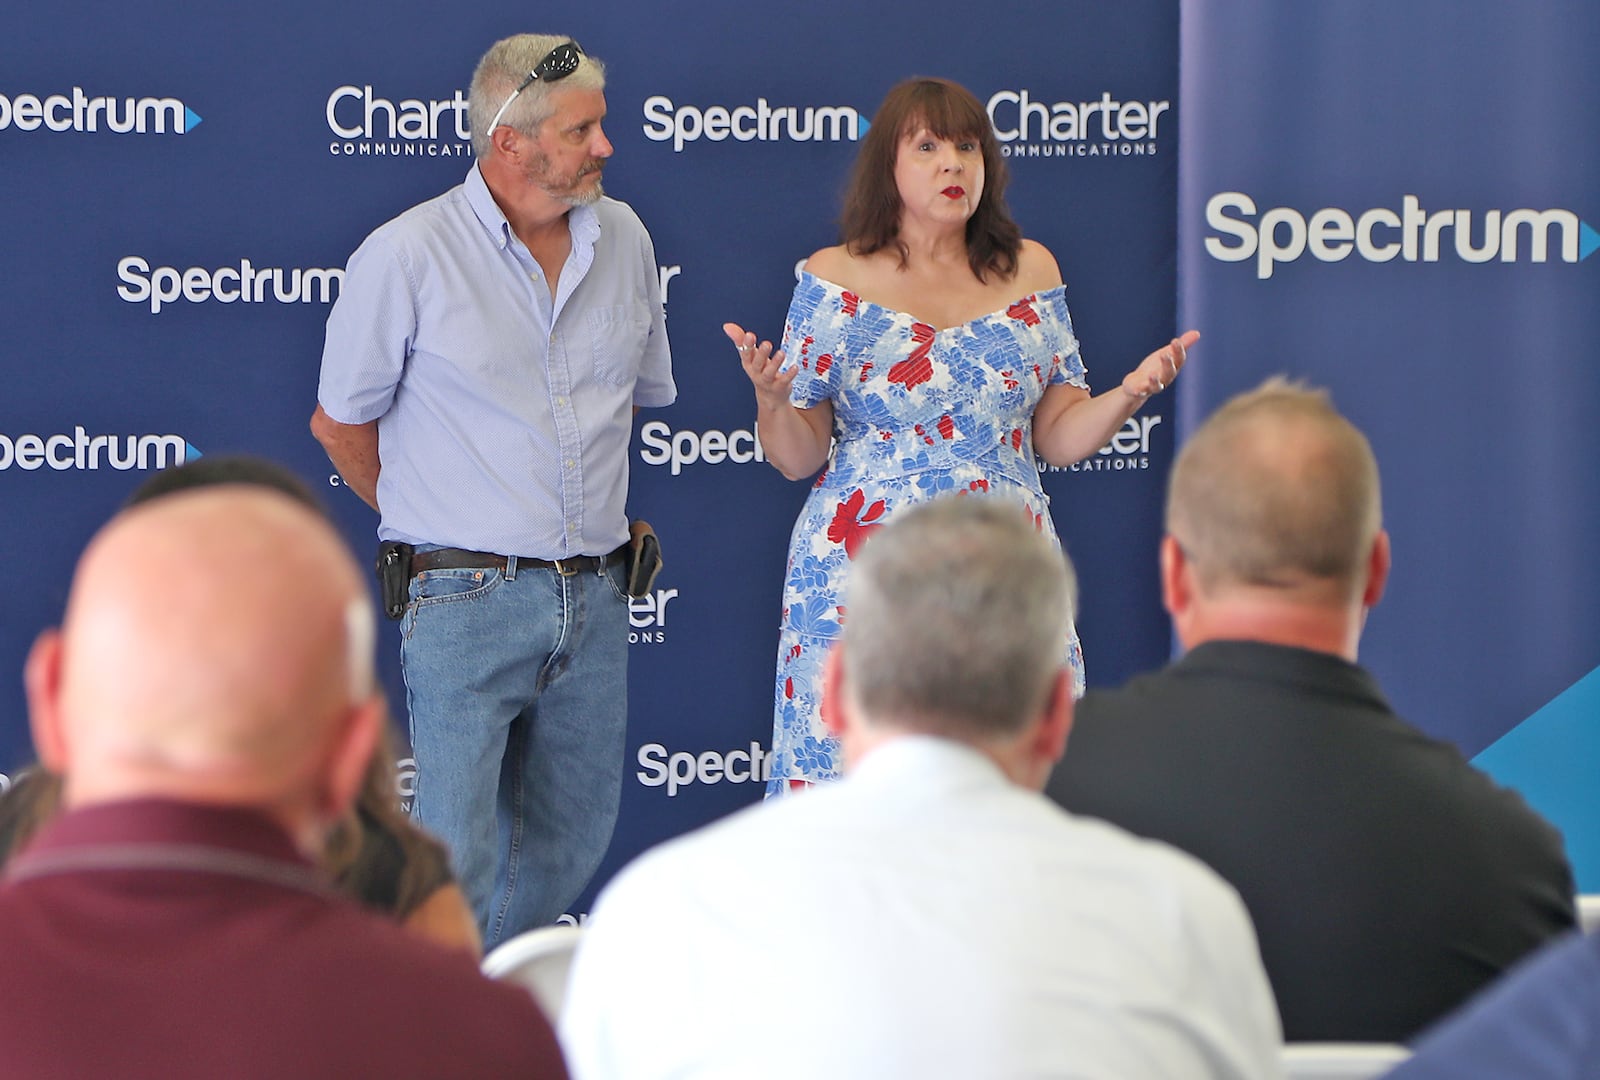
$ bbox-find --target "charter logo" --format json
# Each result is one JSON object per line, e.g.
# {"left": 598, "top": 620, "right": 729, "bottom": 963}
{"left": 629, "top": 583, "right": 679, "bottom": 645}
{"left": 0, "top": 88, "right": 200, "bottom": 134}
{"left": 117, "top": 256, "right": 343, "bottom": 313}
{"left": 643, "top": 95, "right": 867, "bottom": 153}
{"left": 636, "top": 740, "right": 774, "bottom": 797}
{"left": 0, "top": 428, "right": 199, "bottom": 472}
{"left": 657, "top": 265, "right": 681, "bottom": 310}
{"left": 639, "top": 420, "right": 766, "bottom": 476}
{"left": 1206, "top": 192, "right": 1600, "bottom": 280}
{"left": 325, "top": 84, "right": 472, "bottom": 158}
{"left": 396, "top": 757, "right": 416, "bottom": 813}
{"left": 986, "top": 89, "right": 1168, "bottom": 160}
{"left": 1042, "top": 414, "right": 1164, "bottom": 474}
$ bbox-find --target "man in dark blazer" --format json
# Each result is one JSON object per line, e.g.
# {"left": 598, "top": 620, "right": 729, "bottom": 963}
{"left": 1046, "top": 377, "right": 1575, "bottom": 1043}
{"left": 1, "top": 485, "right": 567, "bottom": 1079}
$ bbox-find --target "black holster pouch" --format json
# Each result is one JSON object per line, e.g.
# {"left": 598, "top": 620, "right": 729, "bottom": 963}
{"left": 376, "top": 540, "right": 414, "bottom": 620}
{"left": 626, "top": 521, "right": 663, "bottom": 599}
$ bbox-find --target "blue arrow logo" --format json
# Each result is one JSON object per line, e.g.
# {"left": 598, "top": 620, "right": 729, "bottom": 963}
{"left": 1475, "top": 663, "right": 1600, "bottom": 890}
{"left": 183, "top": 106, "right": 203, "bottom": 133}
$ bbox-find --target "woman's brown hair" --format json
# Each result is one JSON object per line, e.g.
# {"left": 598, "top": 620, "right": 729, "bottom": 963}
{"left": 839, "top": 77, "right": 1022, "bottom": 282}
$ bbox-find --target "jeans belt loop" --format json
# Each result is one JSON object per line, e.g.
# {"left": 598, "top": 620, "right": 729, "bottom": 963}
{"left": 505, "top": 554, "right": 518, "bottom": 581}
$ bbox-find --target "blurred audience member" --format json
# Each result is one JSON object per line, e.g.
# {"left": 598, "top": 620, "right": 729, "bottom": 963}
{"left": 0, "top": 455, "right": 481, "bottom": 956}
{"left": 1047, "top": 378, "right": 1575, "bottom": 1041}
{"left": 562, "top": 496, "right": 1282, "bottom": 1080}
{"left": 1383, "top": 930, "right": 1600, "bottom": 1079}
{"left": 0, "top": 487, "right": 564, "bottom": 1077}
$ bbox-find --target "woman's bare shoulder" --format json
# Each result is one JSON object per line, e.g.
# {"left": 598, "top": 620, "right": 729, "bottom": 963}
{"left": 801, "top": 244, "right": 855, "bottom": 284}
{"left": 802, "top": 244, "right": 900, "bottom": 293}
{"left": 1014, "top": 238, "right": 1064, "bottom": 292}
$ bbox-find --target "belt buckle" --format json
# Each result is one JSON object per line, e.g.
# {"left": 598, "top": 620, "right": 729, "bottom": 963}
{"left": 554, "top": 557, "right": 581, "bottom": 577}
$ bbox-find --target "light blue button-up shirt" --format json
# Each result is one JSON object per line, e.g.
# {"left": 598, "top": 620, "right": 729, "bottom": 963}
{"left": 318, "top": 164, "right": 675, "bottom": 557}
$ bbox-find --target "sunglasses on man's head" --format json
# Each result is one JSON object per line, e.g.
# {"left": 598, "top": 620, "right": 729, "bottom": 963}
{"left": 486, "top": 41, "right": 585, "bottom": 135}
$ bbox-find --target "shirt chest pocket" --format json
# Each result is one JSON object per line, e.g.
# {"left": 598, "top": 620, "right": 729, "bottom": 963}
{"left": 586, "top": 303, "right": 652, "bottom": 388}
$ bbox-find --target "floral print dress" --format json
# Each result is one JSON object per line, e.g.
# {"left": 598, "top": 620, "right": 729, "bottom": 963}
{"left": 766, "top": 270, "right": 1090, "bottom": 796}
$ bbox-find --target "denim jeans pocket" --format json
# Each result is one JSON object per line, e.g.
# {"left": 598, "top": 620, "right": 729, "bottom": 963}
{"left": 409, "top": 567, "right": 501, "bottom": 609}
{"left": 402, "top": 568, "right": 502, "bottom": 641}
{"left": 600, "top": 559, "right": 631, "bottom": 604}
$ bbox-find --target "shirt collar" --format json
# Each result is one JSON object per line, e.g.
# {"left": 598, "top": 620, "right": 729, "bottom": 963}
{"left": 463, "top": 162, "right": 509, "bottom": 246}
{"left": 568, "top": 200, "right": 601, "bottom": 247}
{"left": 1175, "top": 639, "right": 1392, "bottom": 710}
{"left": 20, "top": 797, "right": 309, "bottom": 867}
{"left": 851, "top": 734, "right": 1011, "bottom": 791}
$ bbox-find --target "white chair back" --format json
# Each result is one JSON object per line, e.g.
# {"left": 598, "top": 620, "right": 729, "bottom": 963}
{"left": 481, "top": 923, "right": 584, "bottom": 1021}
{"left": 1282, "top": 1042, "right": 1411, "bottom": 1080}
{"left": 1577, "top": 894, "right": 1600, "bottom": 934}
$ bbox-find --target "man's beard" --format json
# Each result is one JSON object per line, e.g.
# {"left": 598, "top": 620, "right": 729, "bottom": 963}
{"left": 525, "top": 152, "right": 604, "bottom": 206}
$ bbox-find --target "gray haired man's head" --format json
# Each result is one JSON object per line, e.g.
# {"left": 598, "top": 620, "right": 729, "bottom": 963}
{"left": 838, "top": 496, "right": 1076, "bottom": 742}
{"left": 468, "top": 34, "right": 606, "bottom": 158}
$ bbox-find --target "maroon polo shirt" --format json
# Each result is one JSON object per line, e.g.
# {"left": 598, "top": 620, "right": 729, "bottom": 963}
{"left": 0, "top": 797, "right": 567, "bottom": 1079}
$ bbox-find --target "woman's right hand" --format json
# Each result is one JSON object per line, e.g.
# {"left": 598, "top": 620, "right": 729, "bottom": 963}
{"left": 724, "top": 322, "right": 795, "bottom": 412}
{"left": 720, "top": 321, "right": 834, "bottom": 482}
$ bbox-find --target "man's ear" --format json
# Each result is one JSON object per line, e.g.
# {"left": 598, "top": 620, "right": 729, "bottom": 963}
{"left": 24, "top": 630, "right": 68, "bottom": 773}
{"left": 1362, "top": 529, "right": 1391, "bottom": 609}
{"left": 1159, "top": 534, "right": 1190, "bottom": 617}
{"left": 490, "top": 122, "right": 526, "bottom": 163}
{"left": 1032, "top": 669, "right": 1073, "bottom": 766}
{"left": 320, "top": 695, "right": 382, "bottom": 821}
{"left": 820, "top": 647, "right": 849, "bottom": 740}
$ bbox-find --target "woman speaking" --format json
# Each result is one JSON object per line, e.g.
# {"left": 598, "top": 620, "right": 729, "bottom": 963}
{"left": 726, "top": 77, "right": 1194, "bottom": 797}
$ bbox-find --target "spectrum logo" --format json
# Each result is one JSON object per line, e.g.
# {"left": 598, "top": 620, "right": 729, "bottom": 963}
{"left": 636, "top": 740, "right": 774, "bottom": 797}
{"left": 642, "top": 96, "right": 868, "bottom": 153}
{"left": 0, "top": 88, "right": 200, "bottom": 134}
{"left": 1206, "top": 192, "right": 1600, "bottom": 280}
{"left": 638, "top": 420, "right": 767, "bottom": 476}
{"left": 0, "top": 428, "right": 199, "bottom": 472}
{"left": 117, "top": 256, "right": 343, "bottom": 314}
{"left": 986, "top": 89, "right": 1168, "bottom": 160}
{"left": 325, "top": 84, "right": 472, "bottom": 159}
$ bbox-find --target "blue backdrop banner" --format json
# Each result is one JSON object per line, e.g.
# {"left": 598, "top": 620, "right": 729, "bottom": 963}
{"left": 1178, "top": 1, "right": 1600, "bottom": 886}
{"left": 2, "top": 0, "right": 1182, "bottom": 913}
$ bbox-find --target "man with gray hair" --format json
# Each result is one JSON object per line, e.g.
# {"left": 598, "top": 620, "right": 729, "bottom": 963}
{"left": 0, "top": 487, "right": 567, "bottom": 1077}
{"left": 562, "top": 496, "right": 1283, "bottom": 1079}
{"left": 1047, "top": 377, "right": 1575, "bottom": 1042}
{"left": 312, "top": 34, "right": 675, "bottom": 944}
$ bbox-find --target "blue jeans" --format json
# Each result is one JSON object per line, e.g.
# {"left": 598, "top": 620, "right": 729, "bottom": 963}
{"left": 400, "top": 554, "right": 628, "bottom": 947}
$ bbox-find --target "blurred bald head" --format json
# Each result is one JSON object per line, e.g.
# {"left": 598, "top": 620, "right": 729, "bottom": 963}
{"left": 1162, "top": 378, "right": 1390, "bottom": 660}
{"left": 1167, "top": 378, "right": 1382, "bottom": 603}
{"left": 26, "top": 486, "right": 380, "bottom": 837}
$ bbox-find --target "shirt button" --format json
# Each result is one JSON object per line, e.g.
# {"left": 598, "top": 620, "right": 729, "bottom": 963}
{"left": 565, "top": 459, "right": 575, "bottom": 468}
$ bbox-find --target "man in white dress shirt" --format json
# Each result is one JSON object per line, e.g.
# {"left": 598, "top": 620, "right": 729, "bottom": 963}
{"left": 561, "top": 496, "right": 1284, "bottom": 1080}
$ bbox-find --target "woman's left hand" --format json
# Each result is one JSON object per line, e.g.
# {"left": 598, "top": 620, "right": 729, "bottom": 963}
{"left": 1122, "top": 330, "right": 1200, "bottom": 400}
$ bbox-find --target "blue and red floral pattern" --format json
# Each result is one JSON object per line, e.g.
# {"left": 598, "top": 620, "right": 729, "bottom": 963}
{"left": 766, "top": 271, "right": 1090, "bottom": 797}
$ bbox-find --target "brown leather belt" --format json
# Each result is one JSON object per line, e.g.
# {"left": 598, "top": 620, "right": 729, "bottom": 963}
{"left": 411, "top": 545, "right": 625, "bottom": 578}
